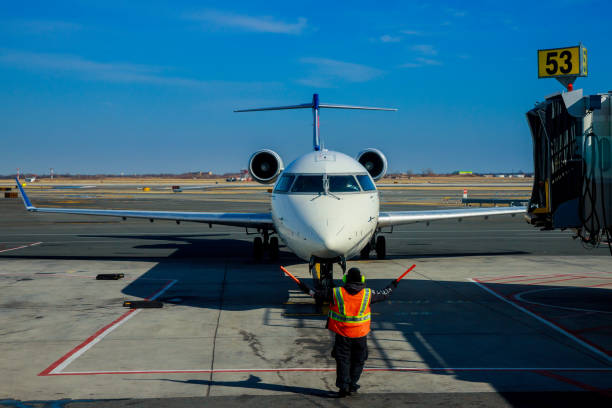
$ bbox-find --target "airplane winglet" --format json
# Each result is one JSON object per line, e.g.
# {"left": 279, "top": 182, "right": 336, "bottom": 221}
{"left": 15, "top": 178, "right": 36, "bottom": 211}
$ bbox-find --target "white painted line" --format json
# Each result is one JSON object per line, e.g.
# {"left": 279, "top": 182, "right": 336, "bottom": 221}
{"left": 49, "top": 279, "right": 178, "bottom": 375}
{"left": 469, "top": 278, "right": 612, "bottom": 364}
{"left": 50, "top": 309, "right": 143, "bottom": 374}
{"left": 0, "top": 242, "right": 42, "bottom": 253}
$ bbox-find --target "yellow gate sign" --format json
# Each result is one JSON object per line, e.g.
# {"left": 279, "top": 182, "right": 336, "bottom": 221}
{"left": 538, "top": 45, "right": 587, "bottom": 78}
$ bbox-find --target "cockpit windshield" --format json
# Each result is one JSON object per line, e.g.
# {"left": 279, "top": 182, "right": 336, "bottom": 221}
{"left": 291, "top": 175, "right": 324, "bottom": 193}
{"left": 287, "top": 174, "right": 363, "bottom": 193}
{"left": 328, "top": 175, "right": 360, "bottom": 192}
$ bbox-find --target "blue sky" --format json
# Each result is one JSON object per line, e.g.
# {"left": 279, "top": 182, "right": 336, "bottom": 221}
{"left": 1, "top": 0, "right": 610, "bottom": 175}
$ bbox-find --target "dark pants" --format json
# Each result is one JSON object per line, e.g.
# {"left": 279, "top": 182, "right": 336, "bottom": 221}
{"left": 331, "top": 333, "right": 368, "bottom": 391}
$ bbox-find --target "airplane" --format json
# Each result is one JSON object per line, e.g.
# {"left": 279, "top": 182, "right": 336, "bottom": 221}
{"left": 15, "top": 94, "right": 526, "bottom": 294}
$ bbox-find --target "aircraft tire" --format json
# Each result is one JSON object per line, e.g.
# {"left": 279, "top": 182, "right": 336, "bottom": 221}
{"left": 253, "top": 237, "right": 263, "bottom": 261}
{"left": 269, "top": 237, "right": 279, "bottom": 260}
{"left": 375, "top": 236, "right": 386, "bottom": 260}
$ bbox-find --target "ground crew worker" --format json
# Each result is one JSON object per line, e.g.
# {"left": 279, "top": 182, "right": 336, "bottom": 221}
{"left": 296, "top": 267, "right": 398, "bottom": 397}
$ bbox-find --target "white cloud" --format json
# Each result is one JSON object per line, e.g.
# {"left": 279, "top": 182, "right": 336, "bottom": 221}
{"left": 379, "top": 34, "right": 401, "bottom": 43}
{"left": 400, "top": 57, "right": 442, "bottom": 68}
{"left": 185, "top": 10, "right": 307, "bottom": 34}
{"left": 0, "top": 50, "right": 274, "bottom": 89}
{"left": 411, "top": 44, "right": 437, "bottom": 55}
{"left": 298, "top": 57, "right": 384, "bottom": 87}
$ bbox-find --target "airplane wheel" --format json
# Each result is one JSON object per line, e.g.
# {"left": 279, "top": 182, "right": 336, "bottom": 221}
{"left": 253, "top": 237, "right": 263, "bottom": 261}
{"left": 269, "top": 237, "right": 279, "bottom": 260}
{"left": 375, "top": 236, "right": 386, "bottom": 260}
{"left": 360, "top": 243, "right": 370, "bottom": 260}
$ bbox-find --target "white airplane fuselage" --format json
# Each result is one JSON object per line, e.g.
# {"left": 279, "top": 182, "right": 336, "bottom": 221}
{"left": 271, "top": 150, "right": 379, "bottom": 261}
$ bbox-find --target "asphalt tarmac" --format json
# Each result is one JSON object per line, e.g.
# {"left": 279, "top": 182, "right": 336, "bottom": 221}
{"left": 1, "top": 185, "right": 611, "bottom": 407}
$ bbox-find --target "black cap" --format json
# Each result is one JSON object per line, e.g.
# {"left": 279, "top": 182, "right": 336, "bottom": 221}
{"left": 346, "top": 267, "right": 362, "bottom": 283}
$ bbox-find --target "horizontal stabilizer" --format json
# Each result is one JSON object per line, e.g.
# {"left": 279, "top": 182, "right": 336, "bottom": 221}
{"left": 319, "top": 104, "right": 396, "bottom": 111}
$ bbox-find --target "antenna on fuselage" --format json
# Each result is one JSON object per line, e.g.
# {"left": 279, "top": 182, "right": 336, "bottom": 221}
{"left": 234, "top": 94, "right": 397, "bottom": 151}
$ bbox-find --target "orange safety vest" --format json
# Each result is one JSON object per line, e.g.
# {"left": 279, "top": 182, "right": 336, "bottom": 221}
{"left": 328, "top": 286, "right": 372, "bottom": 338}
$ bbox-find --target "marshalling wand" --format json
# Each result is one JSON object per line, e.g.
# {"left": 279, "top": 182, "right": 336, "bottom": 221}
{"left": 280, "top": 266, "right": 301, "bottom": 285}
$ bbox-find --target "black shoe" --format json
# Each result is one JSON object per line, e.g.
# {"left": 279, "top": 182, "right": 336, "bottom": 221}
{"left": 349, "top": 385, "right": 360, "bottom": 394}
{"left": 338, "top": 389, "right": 351, "bottom": 398}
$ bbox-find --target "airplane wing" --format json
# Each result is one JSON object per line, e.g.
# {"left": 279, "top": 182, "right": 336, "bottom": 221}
{"left": 377, "top": 206, "right": 527, "bottom": 228}
{"left": 15, "top": 178, "right": 273, "bottom": 229}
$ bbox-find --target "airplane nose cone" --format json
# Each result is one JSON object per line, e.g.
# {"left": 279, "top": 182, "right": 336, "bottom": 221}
{"left": 321, "top": 235, "right": 344, "bottom": 256}
{"left": 310, "top": 227, "right": 347, "bottom": 258}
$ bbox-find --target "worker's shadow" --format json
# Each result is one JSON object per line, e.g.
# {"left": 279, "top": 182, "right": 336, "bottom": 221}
{"left": 154, "top": 374, "right": 337, "bottom": 398}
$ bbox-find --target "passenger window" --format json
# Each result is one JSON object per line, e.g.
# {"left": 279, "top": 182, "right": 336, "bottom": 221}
{"left": 356, "top": 174, "right": 376, "bottom": 191}
{"left": 291, "top": 175, "right": 324, "bottom": 193}
{"left": 329, "top": 175, "right": 361, "bottom": 192}
{"left": 274, "top": 175, "right": 295, "bottom": 192}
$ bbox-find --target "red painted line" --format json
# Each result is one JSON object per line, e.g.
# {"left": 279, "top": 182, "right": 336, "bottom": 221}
{"left": 39, "top": 279, "right": 175, "bottom": 376}
{"left": 38, "top": 309, "right": 137, "bottom": 376}
{"left": 499, "top": 274, "right": 574, "bottom": 284}
{"left": 587, "top": 282, "right": 612, "bottom": 288}
{"left": 0, "top": 241, "right": 42, "bottom": 253}
{"left": 45, "top": 367, "right": 612, "bottom": 376}
{"left": 473, "top": 275, "right": 527, "bottom": 283}
{"left": 506, "top": 276, "right": 591, "bottom": 298}
{"left": 524, "top": 276, "right": 588, "bottom": 285}
{"left": 536, "top": 370, "right": 612, "bottom": 397}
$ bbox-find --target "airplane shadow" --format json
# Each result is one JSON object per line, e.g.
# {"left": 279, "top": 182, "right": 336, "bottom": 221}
{"left": 147, "top": 375, "right": 336, "bottom": 397}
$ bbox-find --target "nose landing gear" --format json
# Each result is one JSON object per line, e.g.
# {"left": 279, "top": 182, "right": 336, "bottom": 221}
{"left": 252, "top": 229, "right": 279, "bottom": 261}
{"left": 360, "top": 233, "right": 386, "bottom": 260}
{"left": 310, "top": 256, "right": 346, "bottom": 308}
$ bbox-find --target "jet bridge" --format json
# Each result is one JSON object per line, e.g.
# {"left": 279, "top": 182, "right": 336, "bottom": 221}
{"left": 526, "top": 89, "right": 612, "bottom": 253}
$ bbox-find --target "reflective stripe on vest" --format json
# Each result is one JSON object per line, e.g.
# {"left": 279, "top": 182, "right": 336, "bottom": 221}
{"left": 329, "top": 287, "right": 371, "bottom": 324}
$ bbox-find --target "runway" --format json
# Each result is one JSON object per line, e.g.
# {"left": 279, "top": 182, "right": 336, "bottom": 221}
{"left": 1, "top": 184, "right": 611, "bottom": 407}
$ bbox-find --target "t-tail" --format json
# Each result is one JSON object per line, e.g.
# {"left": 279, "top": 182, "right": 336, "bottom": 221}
{"left": 234, "top": 94, "right": 397, "bottom": 151}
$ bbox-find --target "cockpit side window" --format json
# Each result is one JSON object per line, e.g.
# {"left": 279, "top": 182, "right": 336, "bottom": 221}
{"left": 328, "top": 175, "right": 361, "bottom": 192}
{"left": 274, "top": 174, "right": 295, "bottom": 193}
{"left": 291, "top": 175, "right": 324, "bottom": 193}
{"left": 356, "top": 174, "right": 376, "bottom": 191}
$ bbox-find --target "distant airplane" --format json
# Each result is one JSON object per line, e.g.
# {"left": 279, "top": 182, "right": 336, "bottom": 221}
{"left": 25, "top": 176, "right": 36, "bottom": 183}
{"left": 16, "top": 94, "right": 526, "bottom": 292}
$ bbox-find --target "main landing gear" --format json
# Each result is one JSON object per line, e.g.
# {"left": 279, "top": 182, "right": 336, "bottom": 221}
{"left": 253, "top": 229, "right": 279, "bottom": 261}
{"left": 310, "top": 256, "right": 346, "bottom": 308}
{"left": 360, "top": 233, "right": 386, "bottom": 260}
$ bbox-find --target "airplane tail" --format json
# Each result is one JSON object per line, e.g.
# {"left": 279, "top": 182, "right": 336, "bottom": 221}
{"left": 15, "top": 178, "right": 36, "bottom": 210}
{"left": 235, "top": 94, "right": 396, "bottom": 151}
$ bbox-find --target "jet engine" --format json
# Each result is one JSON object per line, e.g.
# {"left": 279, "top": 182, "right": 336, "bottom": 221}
{"left": 357, "top": 148, "right": 387, "bottom": 181}
{"left": 248, "top": 149, "right": 284, "bottom": 184}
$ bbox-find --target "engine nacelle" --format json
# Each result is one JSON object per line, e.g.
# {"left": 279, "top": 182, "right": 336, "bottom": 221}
{"left": 356, "top": 148, "right": 387, "bottom": 181}
{"left": 248, "top": 149, "right": 284, "bottom": 184}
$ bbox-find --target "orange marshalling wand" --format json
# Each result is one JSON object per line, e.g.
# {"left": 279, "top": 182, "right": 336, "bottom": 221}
{"left": 395, "top": 264, "right": 416, "bottom": 283}
{"left": 280, "top": 266, "right": 301, "bottom": 285}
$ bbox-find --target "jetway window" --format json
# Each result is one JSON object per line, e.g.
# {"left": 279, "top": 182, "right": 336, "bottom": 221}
{"left": 274, "top": 175, "right": 295, "bottom": 193}
{"left": 356, "top": 174, "right": 376, "bottom": 191}
{"left": 291, "top": 175, "right": 324, "bottom": 193}
{"left": 328, "top": 175, "right": 360, "bottom": 192}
